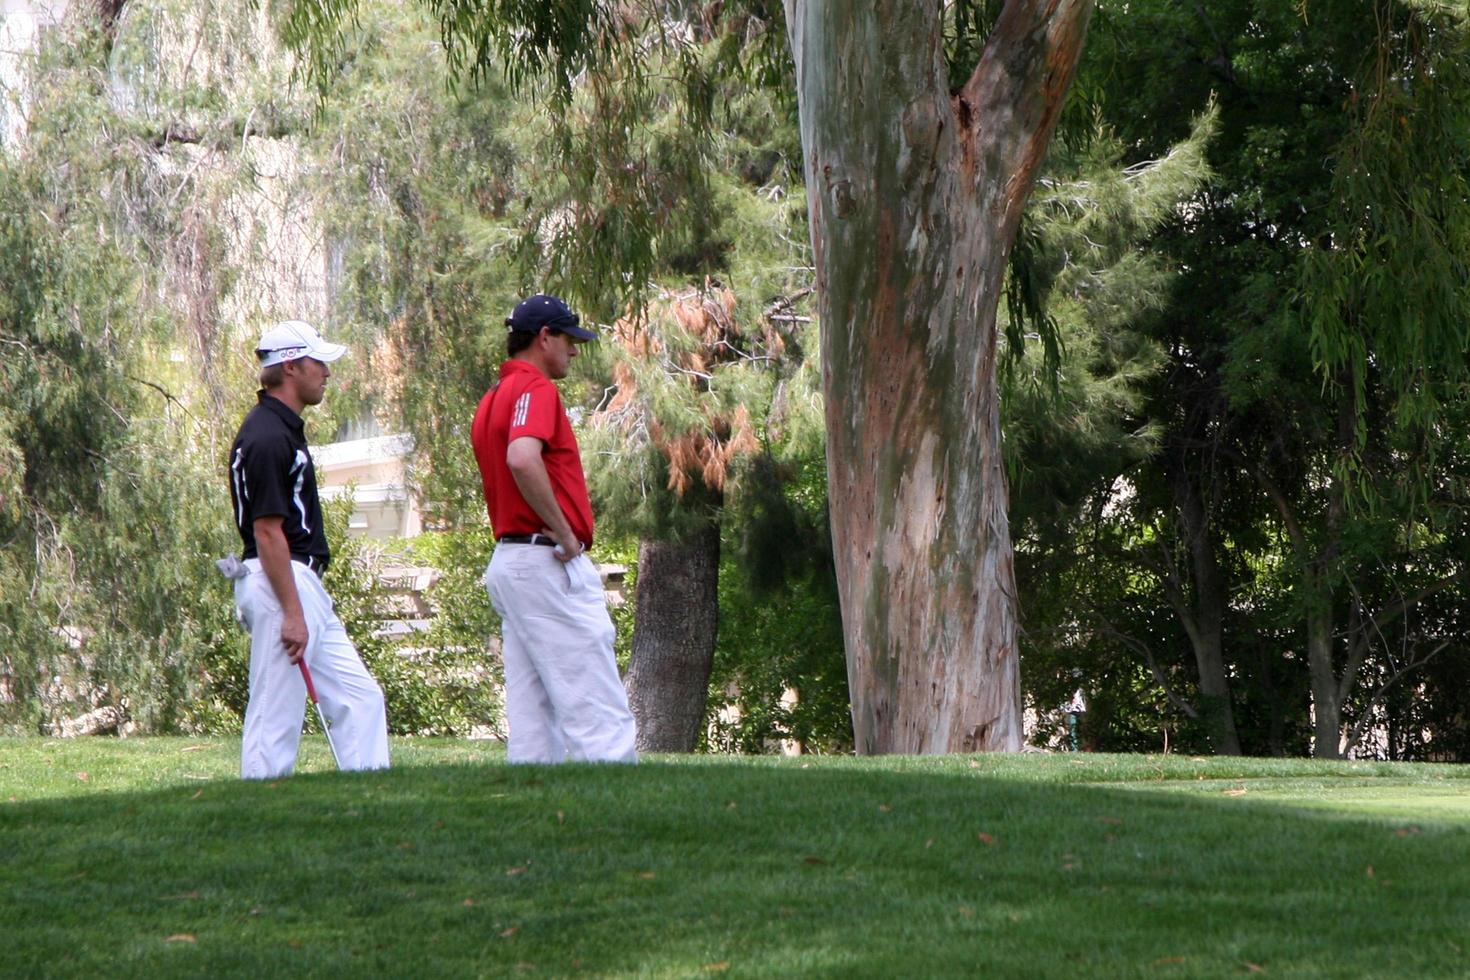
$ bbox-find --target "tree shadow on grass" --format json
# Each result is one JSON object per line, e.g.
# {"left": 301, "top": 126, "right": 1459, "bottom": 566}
{"left": 2, "top": 758, "right": 1466, "bottom": 978}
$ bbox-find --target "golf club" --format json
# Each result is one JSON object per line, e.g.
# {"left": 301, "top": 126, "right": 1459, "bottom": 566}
{"left": 298, "top": 660, "right": 343, "bottom": 769}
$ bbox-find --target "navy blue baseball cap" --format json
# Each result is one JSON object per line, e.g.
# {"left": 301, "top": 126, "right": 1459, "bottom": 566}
{"left": 505, "top": 294, "right": 597, "bottom": 341}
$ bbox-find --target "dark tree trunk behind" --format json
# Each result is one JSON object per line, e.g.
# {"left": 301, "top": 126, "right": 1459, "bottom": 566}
{"left": 624, "top": 520, "right": 721, "bottom": 752}
{"left": 1171, "top": 468, "right": 1243, "bottom": 755}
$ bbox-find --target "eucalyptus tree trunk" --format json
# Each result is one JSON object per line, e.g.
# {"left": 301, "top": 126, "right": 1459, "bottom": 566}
{"left": 785, "top": 1, "right": 1093, "bottom": 752}
{"left": 624, "top": 519, "right": 721, "bottom": 752}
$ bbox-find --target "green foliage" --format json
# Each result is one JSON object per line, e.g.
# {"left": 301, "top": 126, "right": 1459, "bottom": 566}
{"left": 397, "top": 526, "right": 505, "bottom": 734}
{"left": 705, "top": 455, "right": 850, "bottom": 754}
{"left": 285, "top": 1, "right": 799, "bottom": 318}
{"left": 1031, "top": 0, "right": 1470, "bottom": 757}
{"left": 1300, "top": 3, "right": 1470, "bottom": 485}
{"left": 1001, "top": 107, "right": 1217, "bottom": 519}
{"left": 320, "top": 505, "right": 502, "bottom": 737}
{"left": 298, "top": 3, "right": 524, "bottom": 524}
{"left": 0, "top": 21, "right": 236, "bottom": 735}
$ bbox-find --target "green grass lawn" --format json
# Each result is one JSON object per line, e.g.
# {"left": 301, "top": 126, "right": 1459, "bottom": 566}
{"left": 1, "top": 740, "right": 1466, "bottom": 978}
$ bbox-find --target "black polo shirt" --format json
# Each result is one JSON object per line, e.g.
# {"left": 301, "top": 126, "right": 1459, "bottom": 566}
{"left": 227, "top": 390, "right": 330, "bottom": 569}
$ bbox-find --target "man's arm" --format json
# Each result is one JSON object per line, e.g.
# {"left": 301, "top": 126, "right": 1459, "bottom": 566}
{"left": 507, "top": 436, "right": 581, "bottom": 563}
{"left": 253, "top": 515, "right": 309, "bottom": 662}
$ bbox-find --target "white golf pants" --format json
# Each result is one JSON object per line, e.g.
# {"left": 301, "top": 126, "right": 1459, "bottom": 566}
{"left": 234, "top": 559, "right": 391, "bottom": 779}
{"left": 484, "top": 544, "right": 637, "bottom": 763}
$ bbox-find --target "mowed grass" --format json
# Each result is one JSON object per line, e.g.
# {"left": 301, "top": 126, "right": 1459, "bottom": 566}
{"left": 1, "top": 740, "right": 1467, "bottom": 978}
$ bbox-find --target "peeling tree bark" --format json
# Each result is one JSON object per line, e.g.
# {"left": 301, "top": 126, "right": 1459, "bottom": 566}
{"left": 785, "top": 1, "right": 1093, "bottom": 752}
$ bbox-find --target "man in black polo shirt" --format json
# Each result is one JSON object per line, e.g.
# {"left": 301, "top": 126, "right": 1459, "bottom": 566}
{"left": 223, "top": 319, "right": 390, "bottom": 779}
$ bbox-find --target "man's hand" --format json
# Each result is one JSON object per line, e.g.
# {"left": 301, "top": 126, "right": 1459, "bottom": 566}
{"left": 542, "top": 527, "right": 584, "bottom": 563}
{"left": 280, "top": 610, "right": 309, "bottom": 664}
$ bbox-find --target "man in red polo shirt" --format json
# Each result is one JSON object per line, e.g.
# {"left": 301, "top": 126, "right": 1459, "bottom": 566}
{"left": 471, "top": 294, "right": 637, "bottom": 763}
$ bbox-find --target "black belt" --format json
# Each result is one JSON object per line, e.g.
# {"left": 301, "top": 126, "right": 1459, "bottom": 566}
{"left": 292, "top": 554, "right": 328, "bottom": 575}
{"left": 497, "top": 534, "right": 558, "bottom": 547}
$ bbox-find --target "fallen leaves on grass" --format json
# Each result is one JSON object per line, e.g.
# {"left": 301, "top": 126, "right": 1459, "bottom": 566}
{"left": 557, "top": 810, "right": 565, "bottom": 824}
{"left": 164, "top": 934, "right": 196, "bottom": 944}
{"left": 1393, "top": 826, "right": 1422, "bottom": 837}
{"left": 702, "top": 962, "right": 729, "bottom": 972}
{"left": 506, "top": 862, "right": 531, "bottom": 876}
{"left": 1244, "top": 962, "right": 1265, "bottom": 973}
{"left": 1366, "top": 866, "right": 1375, "bottom": 878}
{"left": 181, "top": 745, "right": 208, "bottom": 753}
{"left": 462, "top": 899, "right": 476, "bottom": 907}
{"left": 976, "top": 832, "right": 997, "bottom": 846}
{"left": 1096, "top": 816, "right": 1123, "bottom": 825}
{"left": 802, "top": 856, "right": 825, "bottom": 865}
{"left": 397, "top": 841, "right": 415, "bottom": 850}
{"left": 637, "top": 872, "right": 656, "bottom": 879}
{"left": 878, "top": 804, "right": 892, "bottom": 812}
{"left": 190, "top": 790, "right": 203, "bottom": 800}
{"left": 1224, "top": 788, "right": 1248, "bottom": 797}
{"left": 500, "top": 925, "right": 520, "bottom": 938}
{"left": 75, "top": 772, "right": 88, "bottom": 782}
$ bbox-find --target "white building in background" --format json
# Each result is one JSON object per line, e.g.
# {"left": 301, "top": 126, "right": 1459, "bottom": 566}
{"left": 0, "top": 0, "right": 67, "bottom": 146}
{"left": 312, "top": 433, "right": 423, "bottom": 540}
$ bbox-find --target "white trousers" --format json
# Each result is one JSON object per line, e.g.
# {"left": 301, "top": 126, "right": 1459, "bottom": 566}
{"left": 234, "top": 559, "right": 391, "bottom": 779}
{"left": 484, "top": 545, "right": 637, "bottom": 763}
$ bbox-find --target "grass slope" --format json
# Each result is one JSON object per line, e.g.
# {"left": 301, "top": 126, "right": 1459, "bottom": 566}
{"left": 1, "top": 739, "right": 1466, "bottom": 978}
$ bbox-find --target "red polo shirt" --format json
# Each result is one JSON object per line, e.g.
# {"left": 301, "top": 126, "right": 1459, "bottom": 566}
{"left": 471, "top": 360, "right": 595, "bottom": 546}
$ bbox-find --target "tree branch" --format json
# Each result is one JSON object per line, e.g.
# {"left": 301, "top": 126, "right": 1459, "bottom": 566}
{"left": 126, "top": 375, "right": 199, "bottom": 423}
{"left": 1338, "top": 570, "right": 1466, "bottom": 706}
{"left": 1098, "top": 624, "right": 1198, "bottom": 719}
{"left": 964, "top": 0, "right": 1094, "bottom": 233}
{"left": 1342, "top": 639, "right": 1450, "bottom": 755}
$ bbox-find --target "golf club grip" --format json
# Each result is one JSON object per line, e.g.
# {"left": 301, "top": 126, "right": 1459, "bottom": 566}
{"left": 298, "top": 660, "right": 320, "bottom": 704}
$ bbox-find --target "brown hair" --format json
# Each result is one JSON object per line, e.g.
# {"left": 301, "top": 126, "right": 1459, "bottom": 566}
{"left": 258, "top": 362, "right": 286, "bottom": 389}
{"left": 507, "top": 329, "right": 540, "bottom": 356}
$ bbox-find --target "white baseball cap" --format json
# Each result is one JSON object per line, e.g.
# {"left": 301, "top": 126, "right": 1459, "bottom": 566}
{"left": 255, "top": 320, "right": 348, "bottom": 368}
